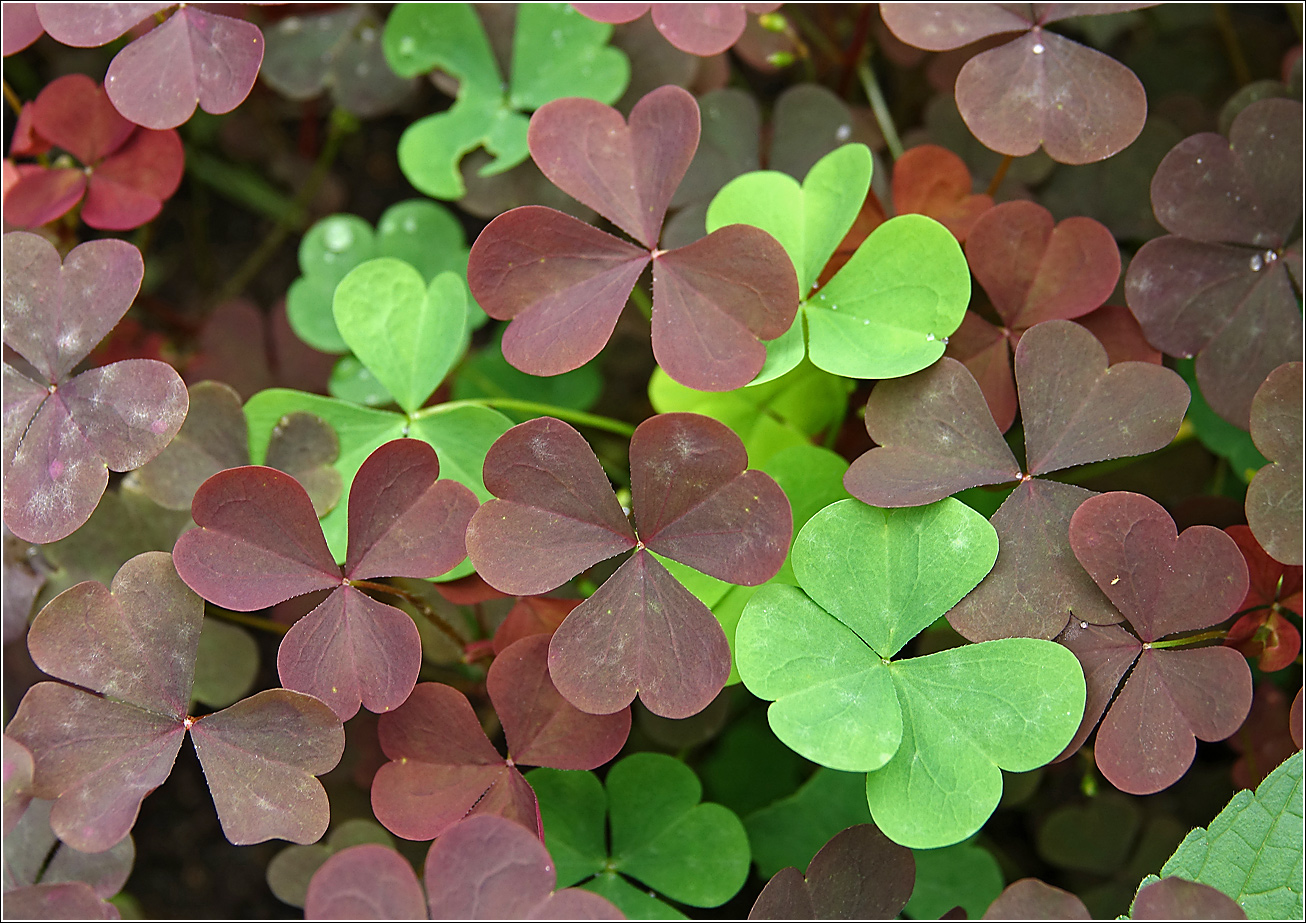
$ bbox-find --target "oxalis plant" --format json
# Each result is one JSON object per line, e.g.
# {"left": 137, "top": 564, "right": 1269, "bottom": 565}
{"left": 2, "top": 3, "right": 1303, "bottom": 921}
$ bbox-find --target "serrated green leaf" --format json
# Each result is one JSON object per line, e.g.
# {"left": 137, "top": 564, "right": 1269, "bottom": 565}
{"left": 744, "top": 767, "right": 873, "bottom": 879}
{"left": 334, "top": 261, "right": 468, "bottom": 414}
{"left": 1158, "top": 750, "right": 1304, "bottom": 919}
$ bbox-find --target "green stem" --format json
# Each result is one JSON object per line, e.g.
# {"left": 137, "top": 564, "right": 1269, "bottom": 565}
{"left": 629, "top": 284, "right": 653, "bottom": 322}
{"left": 785, "top": 7, "right": 843, "bottom": 69}
{"left": 3, "top": 80, "right": 22, "bottom": 116}
{"left": 1148, "top": 629, "right": 1228, "bottom": 650}
{"left": 208, "top": 608, "right": 289, "bottom": 637}
{"left": 431, "top": 399, "right": 636, "bottom": 438}
{"left": 858, "top": 60, "right": 903, "bottom": 161}
{"left": 349, "top": 579, "right": 466, "bottom": 647}
{"left": 212, "top": 107, "right": 356, "bottom": 306}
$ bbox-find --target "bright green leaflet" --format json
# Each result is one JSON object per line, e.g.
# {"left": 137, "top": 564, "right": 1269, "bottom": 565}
{"left": 656, "top": 445, "right": 851, "bottom": 684}
{"left": 792, "top": 500, "right": 998, "bottom": 659}
{"left": 1153, "top": 749, "right": 1303, "bottom": 919}
{"left": 243, "top": 389, "right": 511, "bottom": 571}
{"left": 743, "top": 767, "right": 872, "bottom": 879}
{"left": 648, "top": 362, "right": 852, "bottom": 466}
{"left": 333, "top": 261, "right": 468, "bottom": 414}
{"left": 708, "top": 146, "right": 969, "bottom": 383}
{"left": 1176, "top": 358, "right": 1267, "bottom": 482}
{"left": 287, "top": 200, "right": 477, "bottom": 353}
{"left": 526, "top": 754, "right": 750, "bottom": 913}
{"left": 384, "top": 3, "right": 628, "bottom": 199}
{"left": 737, "top": 498, "right": 1086, "bottom": 848}
{"left": 586, "top": 873, "right": 687, "bottom": 921}
{"left": 328, "top": 355, "right": 394, "bottom": 407}
{"left": 904, "top": 839, "right": 1004, "bottom": 920}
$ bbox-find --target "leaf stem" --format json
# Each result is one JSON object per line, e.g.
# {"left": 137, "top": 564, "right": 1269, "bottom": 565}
{"left": 433, "top": 399, "right": 636, "bottom": 438}
{"left": 212, "top": 106, "right": 357, "bottom": 307}
{"left": 1148, "top": 629, "right": 1228, "bottom": 650}
{"left": 1213, "top": 4, "right": 1253, "bottom": 86}
{"left": 985, "top": 154, "right": 1014, "bottom": 197}
{"left": 2, "top": 80, "right": 22, "bottom": 116}
{"left": 207, "top": 608, "right": 289, "bottom": 637}
{"left": 349, "top": 579, "right": 467, "bottom": 647}
{"left": 858, "top": 60, "right": 903, "bottom": 161}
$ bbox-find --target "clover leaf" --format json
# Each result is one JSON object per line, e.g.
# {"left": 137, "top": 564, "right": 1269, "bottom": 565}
{"left": 1246, "top": 362, "right": 1303, "bottom": 566}
{"left": 736, "top": 498, "right": 1086, "bottom": 848}
{"left": 384, "top": 3, "right": 629, "bottom": 200}
{"left": 706, "top": 145, "right": 970, "bottom": 383}
{"left": 173, "top": 439, "right": 478, "bottom": 720}
{"left": 3, "top": 232, "right": 189, "bottom": 544}
{"left": 528, "top": 752, "right": 751, "bottom": 915}
{"left": 4, "top": 553, "right": 344, "bottom": 852}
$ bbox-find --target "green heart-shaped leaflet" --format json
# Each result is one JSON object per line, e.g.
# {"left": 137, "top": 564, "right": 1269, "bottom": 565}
{"left": 707, "top": 144, "right": 970, "bottom": 382}
{"left": 706, "top": 144, "right": 871, "bottom": 384}
{"left": 736, "top": 498, "right": 1085, "bottom": 847}
{"left": 386, "top": 3, "right": 628, "bottom": 199}
{"left": 243, "top": 390, "right": 510, "bottom": 569}
{"left": 333, "top": 259, "right": 468, "bottom": 415}
{"left": 288, "top": 201, "right": 476, "bottom": 354}
{"left": 527, "top": 753, "right": 750, "bottom": 914}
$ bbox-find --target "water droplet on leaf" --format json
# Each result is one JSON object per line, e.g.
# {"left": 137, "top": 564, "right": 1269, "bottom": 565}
{"left": 1032, "top": 43, "right": 1045, "bottom": 54}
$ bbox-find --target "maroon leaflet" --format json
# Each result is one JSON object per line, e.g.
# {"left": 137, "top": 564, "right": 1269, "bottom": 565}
{"left": 2, "top": 3, "right": 44, "bottom": 55}
{"left": 468, "top": 85, "right": 798, "bottom": 391}
{"left": 492, "top": 596, "right": 580, "bottom": 654}
{"left": 371, "top": 635, "right": 629, "bottom": 841}
{"left": 574, "top": 3, "right": 779, "bottom": 56}
{"left": 1063, "top": 492, "right": 1252, "bottom": 794}
{"left": 846, "top": 321, "right": 1189, "bottom": 640}
{"left": 880, "top": 3, "right": 1151, "bottom": 164}
{"left": 748, "top": 824, "right": 915, "bottom": 920}
{"left": 3, "top": 883, "right": 120, "bottom": 919}
{"left": 2, "top": 233, "right": 188, "bottom": 544}
{"left": 183, "top": 299, "right": 336, "bottom": 400}
{"left": 172, "top": 439, "right": 478, "bottom": 720}
{"left": 945, "top": 201, "right": 1122, "bottom": 431}
{"left": 3, "top": 734, "right": 34, "bottom": 836}
{"left": 3, "top": 553, "right": 344, "bottom": 851}
{"left": 1229, "top": 683, "right": 1299, "bottom": 790}
{"left": 1126, "top": 100, "right": 1303, "bottom": 428}
{"left": 982, "top": 878, "right": 1090, "bottom": 919}
{"left": 891, "top": 144, "right": 994, "bottom": 243}
{"left": 36, "top": 3, "right": 264, "bottom": 130}
{"left": 1246, "top": 362, "right": 1303, "bottom": 566}
{"left": 466, "top": 413, "right": 791, "bottom": 718}
{"left": 305, "top": 817, "right": 623, "bottom": 919}
{"left": 4, "top": 74, "right": 184, "bottom": 230}
{"left": 1132, "top": 878, "right": 1248, "bottom": 920}
{"left": 134, "top": 380, "right": 341, "bottom": 515}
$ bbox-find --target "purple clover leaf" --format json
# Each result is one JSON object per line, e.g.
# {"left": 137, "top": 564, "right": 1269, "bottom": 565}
{"left": 466, "top": 412, "right": 792, "bottom": 718}
{"left": 467, "top": 85, "right": 799, "bottom": 392}
{"left": 173, "top": 438, "right": 478, "bottom": 720}
{"left": 4, "top": 552, "right": 344, "bottom": 851}
{"left": 2, "top": 232, "right": 188, "bottom": 544}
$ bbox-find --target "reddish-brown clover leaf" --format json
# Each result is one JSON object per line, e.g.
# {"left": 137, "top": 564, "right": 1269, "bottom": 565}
{"left": 492, "top": 596, "right": 580, "bottom": 654}
{"left": 183, "top": 299, "right": 336, "bottom": 401}
{"left": 3, "top": 734, "right": 34, "bottom": 836}
{"left": 4, "top": 552, "right": 344, "bottom": 851}
{"left": 1062, "top": 492, "right": 1253, "bottom": 794}
{"left": 880, "top": 3, "right": 1152, "bottom": 164}
{"left": 173, "top": 438, "right": 478, "bottom": 720}
{"left": 573, "top": 3, "right": 779, "bottom": 57}
{"left": 1222, "top": 525, "right": 1302, "bottom": 672}
{"left": 468, "top": 85, "right": 798, "bottom": 391}
{"left": 1125, "top": 100, "right": 1303, "bottom": 429}
{"left": 748, "top": 824, "right": 915, "bottom": 920}
{"left": 1229, "top": 683, "right": 1300, "bottom": 790}
{"left": 3, "top": 882, "right": 120, "bottom": 919}
{"left": 1132, "top": 877, "right": 1248, "bottom": 920}
{"left": 466, "top": 413, "right": 791, "bottom": 718}
{"left": 944, "top": 200, "right": 1122, "bottom": 431}
{"left": 982, "top": 878, "right": 1090, "bottom": 919}
{"left": 2, "top": 3, "right": 44, "bottom": 55}
{"left": 371, "top": 635, "right": 629, "bottom": 841}
{"left": 2, "top": 233, "right": 188, "bottom": 544}
{"left": 134, "top": 380, "right": 342, "bottom": 516}
{"left": 36, "top": 3, "right": 265, "bottom": 130}
{"left": 846, "top": 320, "right": 1189, "bottom": 640}
{"left": 891, "top": 144, "right": 994, "bottom": 243}
{"left": 305, "top": 817, "right": 623, "bottom": 919}
{"left": 3, "top": 74, "right": 184, "bottom": 230}
{"left": 1246, "top": 362, "right": 1303, "bottom": 566}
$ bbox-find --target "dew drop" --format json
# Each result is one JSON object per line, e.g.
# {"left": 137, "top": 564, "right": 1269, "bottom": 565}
{"left": 863, "top": 319, "right": 870, "bottom": 325}
{"left": 941, "top": 336, "right": 949, "bottom": 345}
{"left": 324, "top": 222, "right": 354, "bottom": 252}
{"left": 399, "top": 35, "right": 416, "bottom": 56}
{"left": 1032, "top": 43, "right": 1045, "bottom": 54}
{"left": 835, "top": 124, "right": 851, "bottom": 141}
{"left": 1264, "top": 249, "right": 1279, "bottom": 264}
{"left": 1195, "top": 157, "right": 1202, "bottom": 164}
{"left": 1079, "top": 621, "right": 1088, "bottom": 629}
{"left": 360, "top": 26, "right": 376, "bottom": 42}
{"left": 1250, "top": 253, "right": 1264, "bottom": 271}
{"left": 403, "top": 217, "right": 418, "bottom": 233}
{"left": 830, "top": 304, "right": 838, "bottom": 310}
{"left": 925, "top": 333, "right": 936, "bottom": 342}
{"left": 282, "top": 16, "right": 301, "bottom": 33}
